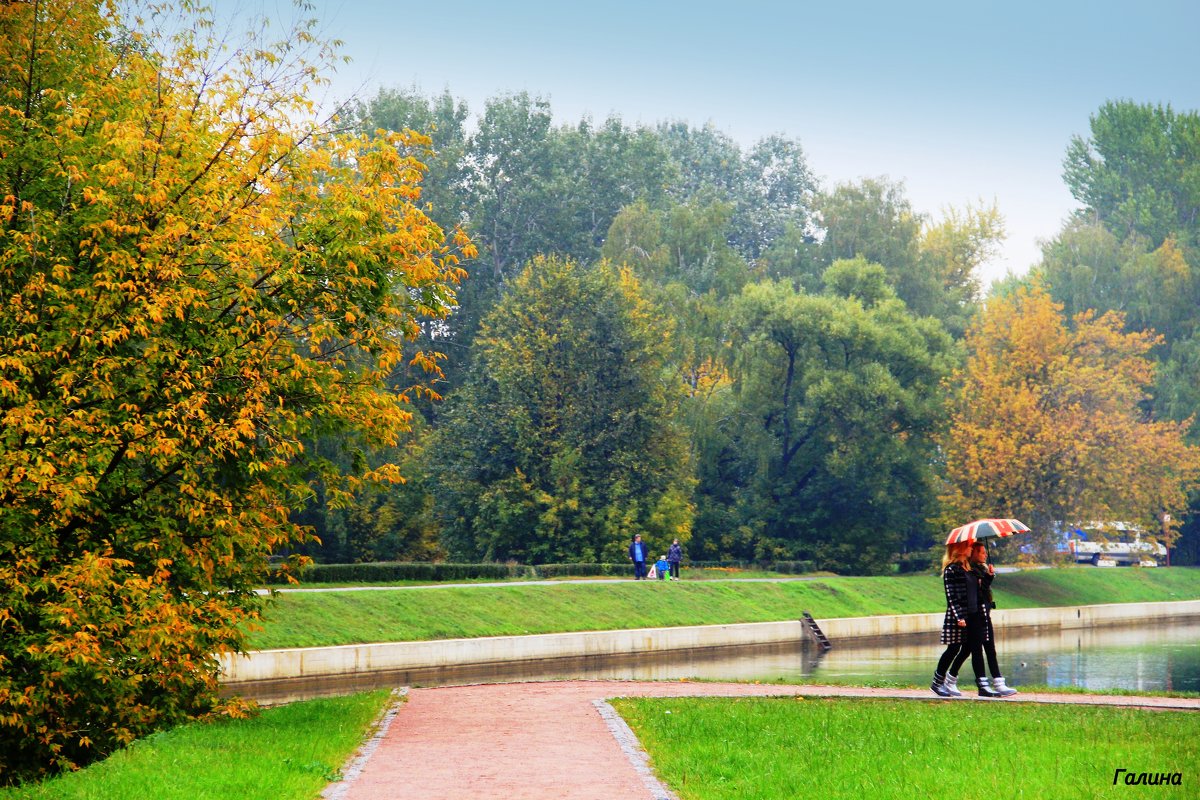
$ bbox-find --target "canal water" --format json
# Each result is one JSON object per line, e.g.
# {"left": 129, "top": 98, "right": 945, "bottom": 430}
{"left": 231, "top": 620, "right": 1200, "bottom": 705}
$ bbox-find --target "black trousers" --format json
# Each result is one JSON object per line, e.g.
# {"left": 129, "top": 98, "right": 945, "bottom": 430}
{"left": 935, "top": 611, "right": 987, "bottom": 678}
{"left": 982, "top": 614, "right": 1002, "bottom": 677}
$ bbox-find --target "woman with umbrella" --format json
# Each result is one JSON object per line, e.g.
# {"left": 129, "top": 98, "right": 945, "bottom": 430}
{"left": 931, "top": 518, "right": 1028, "bottom": 697}
{"left": 930, "top": 541, "right": 995, "bottom": 697}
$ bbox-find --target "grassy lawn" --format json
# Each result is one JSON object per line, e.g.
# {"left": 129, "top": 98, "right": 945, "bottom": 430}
{"left": 285, "top": 567, "right": 817, "bottom": 589}
{"left": 249, "top": 567, "right": 1200, "bottom": 649}
{"left": 612, "top": 696, "right": 1197, "bottom": 800}
{"left": 0, "top": 692, "right": 392, "bottom": 800}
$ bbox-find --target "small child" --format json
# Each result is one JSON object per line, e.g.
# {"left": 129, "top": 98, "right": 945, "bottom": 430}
{"left": 655, "top": 554, "right": 670, "bottom": 580}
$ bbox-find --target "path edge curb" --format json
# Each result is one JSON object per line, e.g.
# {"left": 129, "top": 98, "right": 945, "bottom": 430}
{"left": 322, "top": 687, "right": 409, "bottom": 800}
{"left": 594, "top": 698, "right": 679, "bottom": 800}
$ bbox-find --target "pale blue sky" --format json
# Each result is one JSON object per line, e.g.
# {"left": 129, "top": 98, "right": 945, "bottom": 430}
{"left": 211, "top": 0, "right": 1199, "bottom": 286}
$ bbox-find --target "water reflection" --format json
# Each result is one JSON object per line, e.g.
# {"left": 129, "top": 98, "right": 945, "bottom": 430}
{"left": 227, "top": 620, "right": 1200, "bottom": 705}
{"left": 799, "top": 620, "right": 1200, "bottom": 694}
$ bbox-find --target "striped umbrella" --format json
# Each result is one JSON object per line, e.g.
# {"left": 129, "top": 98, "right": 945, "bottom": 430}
{"left": 946, "top": 518, "right": 1031, "bottom": 545}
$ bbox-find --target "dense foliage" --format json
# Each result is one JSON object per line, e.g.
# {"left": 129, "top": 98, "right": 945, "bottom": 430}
{"left": 691, "top": 265, "right": 954, "bottom": 572}
{"left": 1042, "top": 100, "right": 1200, "bottom": 560}
{"left": 939, "top": 284, "right": 1200, "bottom": 557}
{"left": 431, "top": 257, "right": 692, "bottom": 563}
{"left": 0, "top": 0, "right": 467, "bottom": 780}
{"left": 327, "top": 87, "right": 1200, "bottom": 572}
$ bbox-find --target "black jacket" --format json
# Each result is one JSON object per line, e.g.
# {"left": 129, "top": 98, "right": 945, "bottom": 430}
{"left": 941, "top": 562, "right": 990, "bottom": 645}
{"left": 971, "top": 562, "right": 996, "bottom": 609}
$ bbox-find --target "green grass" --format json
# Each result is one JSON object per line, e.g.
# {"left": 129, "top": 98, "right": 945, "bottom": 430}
{"left": 249, "top": 567, "right": 1200, "bottom": 649}
{"left": 1014, "top": 684, "right": 1200, "bottom": 699}
{"left": 992, "top": 567, "right": 1200, "bottom": 606}
{"left": 0, "top": 692, "right": 392, "bottom": 800}
{"left": 284, "top": 567, "right": 832, "bottom": 589}
{"left": 724, "top": 677, "right": 1200, "bottom": 699}
{"left": 612, "top": 696, "right": 1198, "bottom": 800}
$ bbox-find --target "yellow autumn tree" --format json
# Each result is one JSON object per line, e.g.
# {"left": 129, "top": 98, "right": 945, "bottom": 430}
{"left": 0, "top": 0, "right": 471, "bottom": 781}
{"left": 939, "top": 283, "right": 1200, "bottom": 558}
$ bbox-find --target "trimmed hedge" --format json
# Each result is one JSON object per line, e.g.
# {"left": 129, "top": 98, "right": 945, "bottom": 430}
{"left": 896, "top": 551, "right": 937, "bottom": 574}
{"left": 279, "top": 562, "right": 536, "bottom": 584}
{"left": 268, "top": 559, "right": 819, "bottom": 584}
{"left": 535, "top": 563, "right": 629, "bottom": 578}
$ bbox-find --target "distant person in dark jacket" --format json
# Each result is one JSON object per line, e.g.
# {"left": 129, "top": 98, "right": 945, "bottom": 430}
{"left": 667, "top": 539, "right": 684, "bottom": 580}
{"left": 971, "top": 542, "right": 1017, "bottom": 695}
{"left": 628, "top": 534, "right": 649, "bottom": 580}
{"left": 931, "top": 541, "right": 1001, "bottom": 697}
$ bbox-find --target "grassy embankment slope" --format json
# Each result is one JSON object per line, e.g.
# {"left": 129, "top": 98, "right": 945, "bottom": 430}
{"left": 250, "top": 567, "right": 1200, "bottom": 650}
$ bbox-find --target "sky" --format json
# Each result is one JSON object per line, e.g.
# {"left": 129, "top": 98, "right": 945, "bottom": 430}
{"left": 207, "top": 0, "right": 1200, "bottom": 287}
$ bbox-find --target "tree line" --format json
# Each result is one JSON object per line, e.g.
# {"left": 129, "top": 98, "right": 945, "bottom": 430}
{"left": 296, "top": 88, "right": 1200, "bottom": 572}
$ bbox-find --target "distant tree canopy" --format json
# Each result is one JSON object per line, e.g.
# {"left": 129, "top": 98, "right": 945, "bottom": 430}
{"left": 430, "top": 257, "right": 692, "bottom": 563}
{"left": 1040, "top": 99, "right": 1200, "bottom": 562}
{"left": 1064, "top": 101, "right": 1200, "bottom": 250}
{"left": 689, "top": 264, "right": 955, "bottom": 574}
{"left": 0, "top": 0, "right": 469, "bottom": 781}
{"left": 338, "top": 87, "right": 1200, "bottom": 572}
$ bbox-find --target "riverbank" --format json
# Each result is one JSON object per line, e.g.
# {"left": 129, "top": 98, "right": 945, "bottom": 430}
{"left": 221, "top": 599, "right": 1200, "bottom": 691}
{"left": 249, "top": 567, "right": 1200, "bottom": 650}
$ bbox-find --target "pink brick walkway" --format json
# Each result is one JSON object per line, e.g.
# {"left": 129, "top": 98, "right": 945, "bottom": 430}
{"left": 327, "top": 681, "right": 1199, "bottom": 800}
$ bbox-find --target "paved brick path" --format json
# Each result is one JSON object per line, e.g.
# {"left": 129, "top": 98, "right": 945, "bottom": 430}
{"left": 326, "top": 680, "right": 1200, "bottom": 800}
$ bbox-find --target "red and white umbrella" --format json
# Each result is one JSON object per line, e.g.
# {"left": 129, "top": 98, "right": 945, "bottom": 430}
{"left": 946, "top": 518, "right": 1031, "bottom": 545}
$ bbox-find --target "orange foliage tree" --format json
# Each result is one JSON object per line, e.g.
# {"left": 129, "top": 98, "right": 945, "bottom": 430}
{"left": 939, "top": 283, "right": 1200, "bottom": 558}
{"left": 0, "top": 0, "right": 470, "bottom": 781}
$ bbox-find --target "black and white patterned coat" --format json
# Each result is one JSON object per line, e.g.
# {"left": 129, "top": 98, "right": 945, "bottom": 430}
{"left": 940, "top": 562, "right": 992, "bottom": 644}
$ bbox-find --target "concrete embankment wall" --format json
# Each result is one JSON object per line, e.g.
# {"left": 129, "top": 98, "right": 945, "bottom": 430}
{"left": 219, "top": 599, "right": 1200, "bottom": 685}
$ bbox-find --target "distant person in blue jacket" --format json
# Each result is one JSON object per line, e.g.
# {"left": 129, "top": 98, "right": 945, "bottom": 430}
{"left": 628, "top": 534, "right": 648, "bottom": 580}
{"left": 655, "top": 554, "right": 670, "bottom": 580}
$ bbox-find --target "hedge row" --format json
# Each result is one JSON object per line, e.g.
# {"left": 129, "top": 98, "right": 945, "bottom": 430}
{"left": 896, "top": 551, "right": 937, "bottom": 574}
{"left": 269, "top": 559, "right": 819, "bottom": 584}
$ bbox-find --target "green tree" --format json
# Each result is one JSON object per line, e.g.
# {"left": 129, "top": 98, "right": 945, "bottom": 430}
{"left": 815, "top": 178, "right": 1001, "bottom": 334}
{"left": 1041, "top": 221, "right": 1198, "bottom": 346}
{"left": 1048, "top": 100, "right": 1200, "bottom": 562}
{"left": 656, "top": 122, "right": 817, "bottom": 259}
{"left": 360, "top": 92, "right": 677, "bottom": 396}
{"left": 693, "top": 267, "right": 954, "bottom": 573}
{"left": 431, "top": 257, "right": 693, "bottom": 563}
{"left": 602, "top": 198, "right": 751, "bottom": 297}
{"left": 917, "top": 201, "right": 1005, "bottom": 335}
{"left": 818, "top": 178, "right": 924, "bottom": 283}
{"left": 1064, "top": 101, "right": 1200, "bottom": 249}
{"left": 0, "top": 0, "right": 467, "bottom": 779}
{"left": 545, "top": 116, "right": 675, "bottom": 260}
{"left": 291, "top": 426, "right": 444, "bottom": 564}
